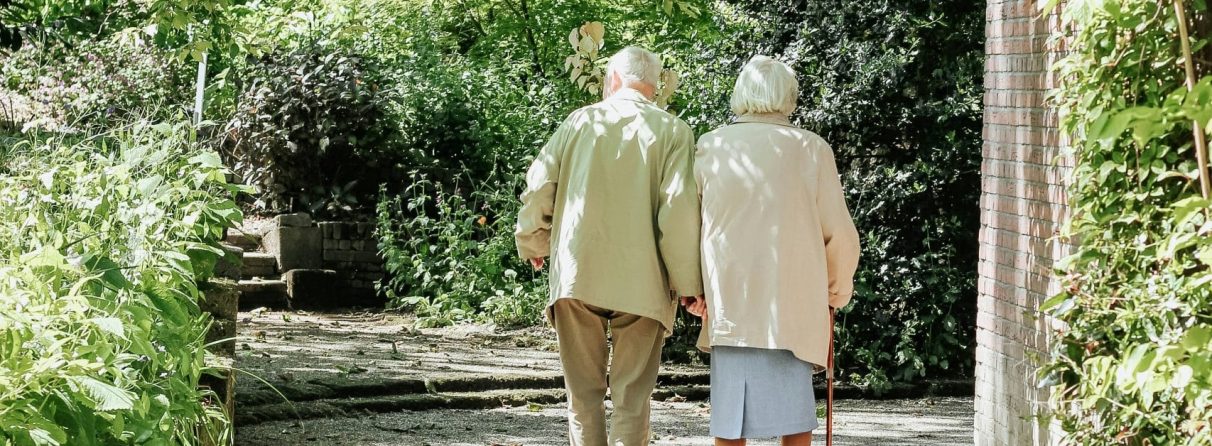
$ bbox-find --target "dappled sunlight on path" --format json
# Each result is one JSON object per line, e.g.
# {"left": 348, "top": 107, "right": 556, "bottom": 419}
{"left": 234, "top": 310, "right": 707, "bottom": 408}
{"left": 233, "top": 311, "right": 973, "bottom": 444}
{"left": 235, "top": 310, "right": 566, "bottom": 397}
{"left": 236, "top": 398, "right": 973, "bottom": 445}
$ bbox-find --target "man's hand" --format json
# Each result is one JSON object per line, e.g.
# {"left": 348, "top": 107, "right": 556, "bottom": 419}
{"left": 529, "top": 258, "right": 545, "bottom": 271}
{"left": 680, "top": 295, "right": 706, "bottom": 317}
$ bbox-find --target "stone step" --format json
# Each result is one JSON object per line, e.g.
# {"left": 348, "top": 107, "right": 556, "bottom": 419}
{"left": 225, "top": 229, "right": 262, "bottom": 251}
{"left": 241, "top": 252, "right": 277, "bottom": 279}
{"left": 237, "top": 279, "right": 289, "bottom": 310}
{"left": 232, "top": 384, "right": 720, "bottom": 426}
{"left": 234, "top": 372, "right": 710, "bottom": 408}
{"left": 214, "top": 244, "right": 243, "bottom": 280}
{"left": 201, "top": 279, "right": 240, "bottom": 356}
{"left": 233, "top": 375, "right": 977, "bottom": 426}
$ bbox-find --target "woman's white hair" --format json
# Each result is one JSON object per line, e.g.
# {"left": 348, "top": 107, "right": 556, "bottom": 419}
{"left": 605, "top": 46, "right": 662, "bottom": 88}
{"left": 730, "top": 55, "right": 798, "bottom": 116}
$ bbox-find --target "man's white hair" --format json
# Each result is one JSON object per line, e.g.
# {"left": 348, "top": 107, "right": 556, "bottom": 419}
{"left": 730, "top": 55, "right": 798, "bottom": 116}
{"left": 605, "top": 46, "right": 662, "bottom": 88}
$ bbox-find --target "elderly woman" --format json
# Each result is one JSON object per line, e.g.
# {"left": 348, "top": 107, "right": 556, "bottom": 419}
{"left": 685, "top": 55, "right": 861, "bottom": 446}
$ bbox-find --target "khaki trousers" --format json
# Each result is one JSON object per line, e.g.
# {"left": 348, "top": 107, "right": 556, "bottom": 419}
{"left": 552, "top": 298, "right": 665, "bottom": 446}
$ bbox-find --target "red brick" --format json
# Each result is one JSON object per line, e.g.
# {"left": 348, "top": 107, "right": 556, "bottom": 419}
{"left": 977, "top": 3, "right": 1071, "bottom": 443}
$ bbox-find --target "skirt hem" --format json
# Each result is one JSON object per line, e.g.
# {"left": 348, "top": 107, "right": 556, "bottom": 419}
{"left": 711, "top": 420, "right": 819, "bottom": 440}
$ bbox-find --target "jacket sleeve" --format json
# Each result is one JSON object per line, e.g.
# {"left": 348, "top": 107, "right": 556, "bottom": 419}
{"left": 816, "top": 143, "right": 861, "bottom": 309}
{"left": 657, "top": 123, "right": 704, "bottom": 297}
{"left": 515, "top": 115, "right": 572, "bottom": 259}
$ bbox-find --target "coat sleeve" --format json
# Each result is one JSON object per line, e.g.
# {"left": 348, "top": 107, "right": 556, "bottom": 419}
{"left": 815, "top": 143, "right": 861, "bottom": 309}
{"left": 657, "top": 123, "right": 704, "bottom": 297}
{"left": 515, "top": 115, "right": 572, "bottom": 259}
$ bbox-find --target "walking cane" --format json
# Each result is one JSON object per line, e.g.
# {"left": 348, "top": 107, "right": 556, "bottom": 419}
{"left": 826, "top": 307, "right": 835, "bottom": 446}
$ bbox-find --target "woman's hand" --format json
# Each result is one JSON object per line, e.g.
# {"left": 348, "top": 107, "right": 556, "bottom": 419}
{"left": 680, "top": 295, "right": 706, "bottom": 317}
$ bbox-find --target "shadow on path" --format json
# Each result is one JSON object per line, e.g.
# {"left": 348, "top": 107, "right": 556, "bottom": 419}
{"left": 235, "top": 397, "right": 974, "bottom": 445}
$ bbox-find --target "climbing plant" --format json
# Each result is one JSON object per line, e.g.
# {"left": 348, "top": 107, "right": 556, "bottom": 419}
{"left": 1040, "top": 0, "right": 1212, "bottom": 443}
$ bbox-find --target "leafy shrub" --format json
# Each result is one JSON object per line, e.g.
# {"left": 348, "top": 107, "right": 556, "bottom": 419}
{"left": 226, "top": 0, "right": 986, "bottom": 383}
{"left": 0, "top": 0, "right": 245, "bottom": 62}
{"left": 1, "top": 35, "right": 192, "bottom": 131}
{"left": 0, "top": 121, "right": 241, "bottom": 444}
{"left": 376, "top": 173, "right": 547, "bottom": 328}
{"left": 384, "top": 57, "right": 495, "bottom": 184}
{"left": 1038, "top": 1, "right": 1212, "bottom": 443}
{"left": 693, "top": 0, "right": 984, "bottom": 384}
{"left": 364, "top": 1, "right": 984, "bottom": 383}
{"left": 224, "top": 37, "right": 397, "bottom": 216}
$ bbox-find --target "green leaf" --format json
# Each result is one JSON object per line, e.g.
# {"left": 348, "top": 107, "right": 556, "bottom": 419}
{"left": 1171, "top": 365, "right": 1194, "bottom": 388}
{"left": 89, "top": 317, "right": 127, "bottom": 341}
{"left": 21, "top": 246, "right": 67, "bottom": 269}
{"left": 136, "top": 175, "right": 164, "bottom": 196}
{"left": 29, "top": 429, "right": 61, "bottom": 446}
{"left": 71, "top": 377, "right": 135, "bottom": 411}
{"left": 1039, "top": 293, "right": 1071, "bottom": 312}
{"left": 83, "top": 255, "right": 131, "bottom": 289}
{"left": 188, "top": 152, "right": 224, "bottom": 169}
{"left": 1038, "top": 0, "right": 1061, "bottom": 14}
{"left": 159, "top": 250, "right": 195, "bottom": 275}
{"left": 1182, "top": 325, "right": 1212, "bottom": 352}
{"left": 150, "top": 123, "right": 174, "bottom": 134}
{"left": 1172, "top": 197, "right": 1210, "bottom": 226}
{"left": 1197, "top": 245, "right": 1212, "bottom": 267}
{"left": 21, "top": 412, "right": 67, "bottom": 446}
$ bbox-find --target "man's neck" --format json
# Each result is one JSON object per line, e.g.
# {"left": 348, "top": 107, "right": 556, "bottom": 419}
{"left": 609, "top": 84, "right": 655, "bottom": 101}
{"left": 628, "top": 83, "right": 656, "bottom": 99}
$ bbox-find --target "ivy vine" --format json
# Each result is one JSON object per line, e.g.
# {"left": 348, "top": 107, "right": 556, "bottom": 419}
{"left": 1041, "top": 1, "right": 1212, "bottom": 443}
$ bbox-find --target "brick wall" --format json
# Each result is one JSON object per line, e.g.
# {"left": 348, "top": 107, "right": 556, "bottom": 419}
{"left": 976, "top": 1, "right": 1069, "bottom": 444}
{"left": 318, "top": 221, "right": 384, "bottom": 294}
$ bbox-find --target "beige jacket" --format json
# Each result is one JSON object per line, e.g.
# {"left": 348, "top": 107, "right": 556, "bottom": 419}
{"left": 694, "top": 113, "right": 860, "bottom": 367}
{"left": 515, "top": 88, "right": 704, "bottom": 333}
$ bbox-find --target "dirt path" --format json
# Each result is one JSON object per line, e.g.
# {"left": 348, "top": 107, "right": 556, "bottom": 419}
{"left": 235, "top": 397, "right": 974, "bottom": 445}
{"left": 232, "top": 310, "right": 975, "bottom": 445}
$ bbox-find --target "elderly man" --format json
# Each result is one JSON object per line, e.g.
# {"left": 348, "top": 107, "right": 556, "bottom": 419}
{"left": 515, "top": 46, "right": 703, "bottom": 446}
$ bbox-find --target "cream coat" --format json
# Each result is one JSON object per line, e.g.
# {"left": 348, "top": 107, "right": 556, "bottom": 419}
{"left": 515, "top": 88, "right": 704, "bottom": 333}
{"left": 694, "top": 113, "right": 860, "bottom": 368}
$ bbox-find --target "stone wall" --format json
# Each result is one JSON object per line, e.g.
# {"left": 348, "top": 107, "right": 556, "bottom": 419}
{"left": 318, "top": 221, "right": 384, "bottom": 294}
{"left": 255, "top": 213, "right": 385, "bottom": 308}
{"left": 975, "top": 0, "right": 1069, "bottom": 444}
{"left": 200, "top": 279, "right": 239, "bottom": 427}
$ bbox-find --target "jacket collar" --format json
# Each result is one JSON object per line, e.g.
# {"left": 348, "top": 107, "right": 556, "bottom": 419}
{"left": 608, "top": 87, "right": 654, "bottom": 104}
{"left": 735, "top": 113, "right": 795, "bottom": 127}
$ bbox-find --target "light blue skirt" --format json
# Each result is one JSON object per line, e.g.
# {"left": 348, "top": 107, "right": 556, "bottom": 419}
{"left": 710, "top": 346, "right": 819, "bottom": 439}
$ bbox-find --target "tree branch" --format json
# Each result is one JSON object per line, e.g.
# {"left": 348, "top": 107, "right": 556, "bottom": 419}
{"left": 1175, "top": 0, "right": 1212, "bottom": 199}
{"left": 454, "top": 0, "right": 489, "bottom": 38}
{"left": 499, "top": 0, "right": 544, "bottom": 77}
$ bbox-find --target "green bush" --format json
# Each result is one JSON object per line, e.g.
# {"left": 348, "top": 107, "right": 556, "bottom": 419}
{"left": 0, "top": 121, "right": 241, "bottom": 444}
{"left": 228, "top": 0, "right": 982, "bottom": 382}
{"left": 722, "top": 0, "right": 984, "bottom": 386}
{"left": 2, "top": 35, "right": 192, "bottom": 131}
{"left": 376, "top": 173, "right": 547, "bottom": 328}
{"left": 224, "top": 37, "right": 397, "bottom": 216}
{"left": 1039, "top": 1, "right": 1212, "bottom": 443}
{"left": 0, "top": 0, "right": 244, "bottom": 62}
{"left": 362, "top": 1, "right": 984, "bottom": 382}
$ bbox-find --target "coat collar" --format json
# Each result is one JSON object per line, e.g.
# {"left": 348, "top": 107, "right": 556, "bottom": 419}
{"left": 735, "top": 113, "right": 795, "bottom": 127}
{"left": 608, "top": 87, "right": 654, "bottom": 104}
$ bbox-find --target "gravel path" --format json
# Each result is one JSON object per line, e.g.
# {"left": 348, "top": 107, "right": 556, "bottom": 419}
{"left": 233, "top": 310, "right": 975, "bottom": 445}
{"left": 234, "top": 309, "right": 701, "bottom": 400}
{"left": 236, "top": 397, "right": 973, "bottom": 445}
